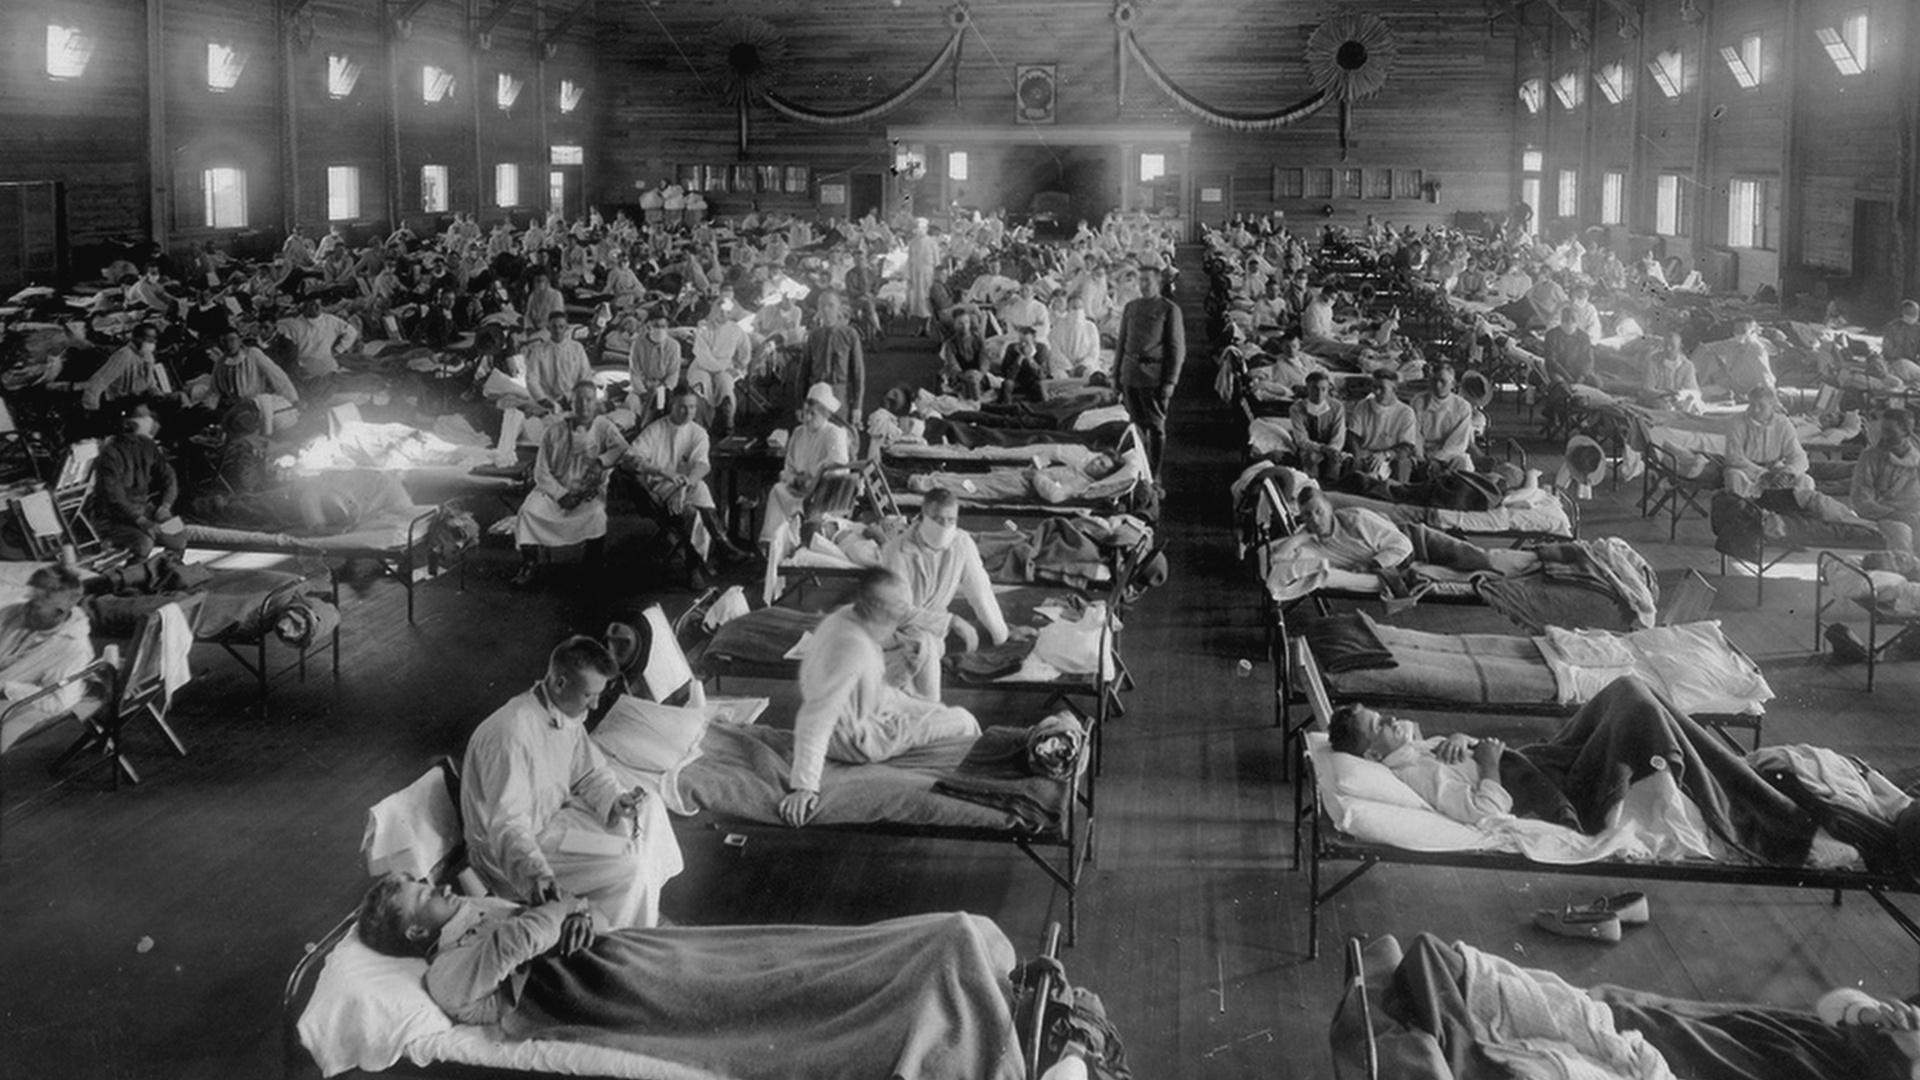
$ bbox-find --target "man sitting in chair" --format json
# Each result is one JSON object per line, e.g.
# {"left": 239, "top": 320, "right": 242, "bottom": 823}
{"left": 625, "top": 386, "right": 745, "bottom": 587}
{"left": 461, "top": 636, "right": 682, "bottom": 930}
{"left": 759, "top": 382, "right": 853, "bottom": 551}
{"left": 1346, "top": 370, "right": 1420, "bottom": 483}
{"left": 1723, "top": 385, "right": 1811, "bottom": 499}
{"left": 880, "top": 489, "right": 1013, "bottom": 700}
{"left": 1849, "top": 407, "right": 1920, "bottom": 555}
{"left": 779, "top": 568, "right": 981, "bottom": 828}
{"left": 0, "top": 565, "right": 94, "bottom": 753}
{"left": 92, "top": 405, "right": 187, "bottom": 558}
{"left": 513, "top": 382, "right": 628, "bottom": 588}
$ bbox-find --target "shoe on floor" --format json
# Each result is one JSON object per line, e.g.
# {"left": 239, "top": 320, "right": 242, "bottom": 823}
{"left": 509, "top": 565, "right": 538, "bottom": 589}
{"left": 1825, "top": 623, "right": 1869, "bottom": 665}
{"left": 1532, "top": 906, "right": 1622, "bottom": 943}
{"left": 1570, "top": 891, "right": 1649, "bottom": 925}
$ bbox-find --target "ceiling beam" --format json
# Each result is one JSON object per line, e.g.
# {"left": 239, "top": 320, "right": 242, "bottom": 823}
{"left": 1536, "top": 0, "right": 1593, "bottom": 49}
{"left": 391, "top": 0, "right": 439, "bottom": 30}
{"left": 539, "top": 0, "right": 594, "bottom": 52}
{"left": 476, "top": 0, "right": 527, "bottom": 39}
{"left": 1595, "top": 0, "right": 1643, "bottom": 36}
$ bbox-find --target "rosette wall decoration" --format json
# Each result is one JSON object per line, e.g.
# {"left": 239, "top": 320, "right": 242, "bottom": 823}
{"left": 707, "top": 16, "right": 789, "bottom": 154}
{"left": 1303, "top": 11, "right": 1399, "bottom": 157}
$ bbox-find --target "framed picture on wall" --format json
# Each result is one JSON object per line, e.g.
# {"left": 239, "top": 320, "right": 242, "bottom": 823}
{"left": 1015, "top": 64, "right": 1056, "bottom": 124}
{"left": 819, "top": 183, "right": 846, "bottom": 205}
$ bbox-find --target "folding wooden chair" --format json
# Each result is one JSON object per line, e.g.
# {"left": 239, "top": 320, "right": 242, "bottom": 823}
{"left": 1639, "top": 439, "right": 1717, "bottom": 541}
{"left": 0, "top": 394, "right": 55, "bottom": 483}
{"left": 49, "top": 607, "right": 190, "bottom": 787}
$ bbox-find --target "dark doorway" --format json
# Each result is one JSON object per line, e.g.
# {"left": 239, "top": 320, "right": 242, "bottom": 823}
{"left": 995, "top": 145, "right": 1117, "bottom": 232}
{"left": 1853, "top": 199, "right": 1896, "bottom": 315}
{"left": 849, "top": 173, "right": 884, "bottom": 220}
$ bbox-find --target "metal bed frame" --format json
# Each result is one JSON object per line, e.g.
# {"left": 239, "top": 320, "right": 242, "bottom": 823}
{"left": 1286, "top": 644, "right": 1920, "bottom": 963}
{"left": 186, "top": 505, "right": 468, "bottom": 624}
{"left": 1814, "top": 550, "right": 1920, "bottom": 692}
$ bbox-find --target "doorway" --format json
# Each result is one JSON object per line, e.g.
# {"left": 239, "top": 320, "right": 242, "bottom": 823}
{"left": 850, "top": 173, "right": 884, "bottom": 221}
{"left": 0, "top": 182, "right": 63, "bottom": 294}
{"left": 1852, "top": 199, "right": 1896, "bottom": 314}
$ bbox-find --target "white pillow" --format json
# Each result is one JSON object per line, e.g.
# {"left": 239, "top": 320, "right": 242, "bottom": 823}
{"left": 1318, "top": 746, "right": 1434, "bottom": 812}
{"left": 297, "top": 933, "right": 452, "bottom": 1077}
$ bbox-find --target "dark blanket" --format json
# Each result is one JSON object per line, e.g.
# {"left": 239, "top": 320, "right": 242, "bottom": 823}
{"left": 702, "top": 606, "right": 1043, "bottom": 681}
{"left": 931, "top": 716, "right": 1085, "bottom": 830}
{"left": 1302, "top": 612, "right": 1397, "bottom": 674}
{"left": 1333, "top": 469, "right": 1505, "bottom": 513}
{"left": 1516, "top": 676, "right": 1817, "bottom": 863}
{"left": 924, "top": 417, "right": 1130, "bottom": 450}
{"left": 1710, "top": 491, "right": 1886, "bottom": 561}
{"left": 974, "top": 518, "right": 1122, "bottom": 591}
{"left": 505, "top": 913, "right": 1026, "bottom": 1080}
{"left": 1371, "top": 934, "right": 1908, "bottom": 1080}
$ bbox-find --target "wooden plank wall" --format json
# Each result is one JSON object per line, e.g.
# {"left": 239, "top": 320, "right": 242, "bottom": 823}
{"left": 0, "top": 0, "right": 600, "bottom": 275}
{"left": 1513, "top": 0, "right": 1916, "bottom": 312}
{"left": 590, "top": 0, "right": 1521, "bottom": 231}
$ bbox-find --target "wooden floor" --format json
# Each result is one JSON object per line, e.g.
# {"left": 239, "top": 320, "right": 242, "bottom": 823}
{"left": 7, "top": 245, "right": 1920, "bottom": 1079}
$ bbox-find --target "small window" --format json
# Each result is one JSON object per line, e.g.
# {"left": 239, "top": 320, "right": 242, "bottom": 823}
{"left": 703, "top": 164, "right": 729, "bottom": 192}
{"left": 1557, "top": 169, "right": 1578, "bottom": 218}
{"left": 423, "top": 64, "right": 456, "bottom": 104}
{"left": 1520, "top": 177, "right": 1543, "bottom": 236}
{"left": 1594, "top": 62, "right": 1628, "bottom": 105}
{"left": 202, "top": 167, "right": 248, "bottom": 228}
{"left": 559, "top": 79, "right": 584, "bottom": 114}
{"left": 1395, "top": 169, "right": 1423, "bottom": 200}
{"left": 1275, "top": 167, "right": 1304, "bottom": 199}
{"left": 327, "top": 166, "right": 361, "bottom": 221}
{"left": 46, "top": 24, "right": 96, "bottom": 80}
{"left": 676, "top": 163, "right": 700, "bottom": 190}
{"left": 549, "top": 170, "right": 565, "bottom": 212}
{"left": 1648, "top": 49, "right": 1685, "bottom": 97}
{"left": 327, "top": 54, "right": 363, "bottom": 99}
{"left": 730, "top": 164, "right": 754, "bottom": 193}
{"left": 421, "top": 165, "right": 449, "bottom": 213}
{"left": 1518, "top": 78, "right": 1543, "bottom": 115}
{"left": 1600, "top": 170, "right": 1625, "bottom": 225}
{"left": 1551, "top": 71, "right": 1583, "bottom": 110}
{"left": 1305, "top": 169, "right": 1333, "bottom": 199}
{"left": 495, "top": 163, "right": 521, "bottom": 208}
{"left": 207, "top": 42, "right": 249, "bottom": 92}
{"left": 549, "top": 145, "right": 584, "bottom": 167}
{"left": 496, "top": 72, "right": 524, "bottom": 111}
{"left": 1817, "top": 13, "right": 1869, "bottom": 77}
{"left": 1340, "top": 168, "right": 1363, "bottom": 199}
{"left": 947, "top": 151, "right": 969, "bottom": 182}
{"left": 1727, "top": 178, "right": 1773, "bottom": 249}
{"left": 1367, "top": 170, "right": 1392, "bottom": 199}
{"left": 784, "top": 166, "right": 809, "bottom": 194}
{"left": 1655, "top": 173, "right": 1686, "bottom": 236}
{"left": 1521, "top": 150, "right": 1544, "bottom": 174}
{"left": 755, "top": 164, "right": 781, "bottom": 192}
{"left": 1721, "top": 33, "right": 1762, "bottom": 89}
{"left": 1139, "top": 153, "right": 1166, "bottom": 183}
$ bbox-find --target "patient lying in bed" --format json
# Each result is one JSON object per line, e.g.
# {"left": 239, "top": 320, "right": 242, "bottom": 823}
{"left": 354, "top": 873, "right": 1027, "bottom": 1080}
{"left": 906, "top": 447, "right": 1146, "bottom": 506}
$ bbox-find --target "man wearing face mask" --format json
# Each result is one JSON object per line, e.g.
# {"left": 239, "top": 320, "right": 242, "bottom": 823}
{"left": 274, "top": 297, "right": 359, "bottom": 386}
{"left": 462, "top": 636, "right": 682, "bottom": 929}
{"left": 688, "top": 302, "right": 750, "bottom": 437}
{"left": 1693, "top": 316, "right": 1774, "bottom": 402}
{"left": 82, "top": 324, "right": 175, "bottom": 415}
{"left": 1048, "top": 291, "right": 1101, "bottom": 379}
{"left": 627, "top": 310, "right": 682, "bottom": 425}
{"left": 127, "top": 265, "right": 178, "bottom": 315}
{"left": 779, "top": 568, "right": 981, "bottom": 827}
{"left": 760, "top": 383, "right": 852, "bottom": 549}
{"left": 513, "top": 382, "right": 629, "bottom": 588}
{"left": 627, "top": 387, "right": 744, "bottom": 584}
{"left": 1723, "top": 385, "right": 1810, "bottom": 499}
{"left": 879, "top": 489, "right": 1011, "bottom": 700}
{"left": 1882, "top": 301, "right": 1920, "bottom": 376}
{"left": 1850, "top": 408, "right": 1920, "bottom": 555}
{"left": 91, "top": 405, "right": 186, "bottom": 558}
{"left": 0, "top": 566, "right": 95, "bottom": 754}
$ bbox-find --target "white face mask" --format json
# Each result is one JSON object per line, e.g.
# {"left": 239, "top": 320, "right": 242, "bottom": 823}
{"left": 919, "top": 519, "right": 958, "bottom": 550}
{"left": 648, "top": 328, "right": 669, "bottom": 344}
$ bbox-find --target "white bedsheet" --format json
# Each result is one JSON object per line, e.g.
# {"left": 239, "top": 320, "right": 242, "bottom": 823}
{"left": 405, "top": 1025, "right": 722, "bottom": 1079}
{"left": 1538, "top": 622, "right": 1773, "bottom": 716}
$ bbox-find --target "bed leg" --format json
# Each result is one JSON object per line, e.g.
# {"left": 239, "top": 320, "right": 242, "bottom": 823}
{"left": 1834, "top": 889, "right": 1844, "bottom": 908}
{"left": 1308, "top": 820, "right": 1322, "bottom": 960}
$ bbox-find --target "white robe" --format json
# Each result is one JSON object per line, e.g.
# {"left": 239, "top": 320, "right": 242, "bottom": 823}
{"left": 516, "top": 416, "right": 628, "bottom": 548}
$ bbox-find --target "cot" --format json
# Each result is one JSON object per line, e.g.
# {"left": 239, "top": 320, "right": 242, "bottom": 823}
{"left": 1813, "top": 551, "right": 1920, "bottom": 691}
{"left": 1710, "top": 489, "right": 1886, "bottom": 604}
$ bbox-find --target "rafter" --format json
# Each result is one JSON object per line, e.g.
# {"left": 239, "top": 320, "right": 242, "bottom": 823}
{"left": 391, "top": 0, "right": 439, "bottom": 28}
{"left": 1596, "top": 0, "right": 1643, "bottom": 36}
{"left": 476, "top": 0, "right": 527, "bottom": 38}
{"left": 1536, "top": 0, "right": 1593, "bottom": 49}
{"left": 539, "top": 0, "right": 595, "bottom": 51}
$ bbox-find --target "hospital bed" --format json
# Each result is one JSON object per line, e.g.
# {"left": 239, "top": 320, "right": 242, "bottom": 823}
{"left": 1288, "top": 644, "right": 1920, "bottom": 963}
{"left": 1814, "top": 551, "right": 1920, "bottom": 691}
{"left": 1710, "top": 489, "right": 1887, "bottom": 604}
{"left": 283, "top": 760, "right": 1074, "bottom": 1079}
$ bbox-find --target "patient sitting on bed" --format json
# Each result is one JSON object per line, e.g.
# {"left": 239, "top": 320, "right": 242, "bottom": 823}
{"left": 1327, "top": 675, "right": 1820, "bottom": 865}
{"left": 353, "top": 874, "right": 1027, "bottom": 1080}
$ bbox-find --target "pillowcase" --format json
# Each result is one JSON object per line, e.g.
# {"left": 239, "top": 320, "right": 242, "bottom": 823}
{"left": 297, "top": 932, "right": 452, "bottom": 1077}
{"left": 1319, "top": 750, "right": 1435, "bottom": 812}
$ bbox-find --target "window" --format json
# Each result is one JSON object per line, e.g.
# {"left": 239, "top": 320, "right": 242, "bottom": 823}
{"left": 1817, "top": 12, "right": 1869, "bottom": 76}
{"left": 495, "top": 163, "right": 521, "bottom": 208}
{"left": 558, "top": 79, "right": 584, "bottom": 114}
{"left": 420, "top": 165, "right": 449, "bottom": 213}
{"left": 422, "top": 64, "right": 456, "bottom": 104}
{"left": 326, "top": 166, "right": 361, "bottom": 221}
{"left": 1557, "top": 169, "right": 1578, "bottom": 218}
{"left": 495, "top": 73, "right": 524, "bottom": 111}
{"left": 1648, "top": 49, "right": 1685, "bottom": 97}
{"left": 784, "top": 166, "right": 809, "bottom": 195}
{"left": 549, "top": 171, "right": 565, "bottom": 212}
{"left": 1521, "top": 149, "right": 1544, "bottom": 174}
{"left": 1305, "top": 169, "right": 1333, "bottom": 199}
{"left": 1518, "top": 78, "right": 1544, "bottom": 115}
{"left": 1721, "top": 33, "right": 1762, "bottom": 89}
{"left": 1275, "top": 168, "right": 1304, "bottom": 199}
{"left": 207, "top": 42, "right": 248, "bottom": 92}
{"left": 1727, "top": 178, "right": 1773, "bottom": 249}
{"left": 202, "top": 167, "right": 248, "bottom": 228}
{"left": 1655, "top": 173, "right": 1685, "bottom": 235}
{"left": 1370, "top": 169, "right": 1393, "bottom": 199}
{"left": 1336, "top": 169, "right": 1360, "bottom": 199}
{"left": 550, "top": 145, "right": 584, "bottom": 166}
{"left": 1520, "top": 178, "right": 1543, "bottom": 236}
{"left": 1395, "top": 169, "right": 1423, "bottom": 200}
{"left": 1551, "top": 71, "right": 1584, "bottom": 110}
{"left": 1138, "top": 153, "right": 1166, "bottom": 183}
{"left": 327, "top": 54, "right": 363, "bottom": 99}
{"left": 1600, "top": 170, "right": 1625, "bottom": 225}
{"left": 45, "top": 24, "right": 96, "bottom": 80}
{"left": 1594, "top": 62, "right": 1628, "bottom": 105}
{"left": 947, "top": 151, "right": 969, "bottom": 182}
